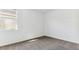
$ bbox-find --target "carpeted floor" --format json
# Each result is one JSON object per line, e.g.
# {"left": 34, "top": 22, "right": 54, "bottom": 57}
{"left": 0, "top": 36, "right": 79, "bottom": 50}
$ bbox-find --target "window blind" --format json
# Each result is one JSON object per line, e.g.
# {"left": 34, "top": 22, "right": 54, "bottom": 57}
{"left": 0, "top": 9, "right": 17, "bottom": 30}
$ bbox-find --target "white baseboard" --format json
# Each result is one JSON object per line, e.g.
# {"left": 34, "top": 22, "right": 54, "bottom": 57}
{"left": 46, "top": 35, "right": 79, "bottom": 44}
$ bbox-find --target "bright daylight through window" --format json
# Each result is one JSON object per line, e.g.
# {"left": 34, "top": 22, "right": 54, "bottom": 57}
{"left": 0, "top": 9, "right": 17, "bottom": 30}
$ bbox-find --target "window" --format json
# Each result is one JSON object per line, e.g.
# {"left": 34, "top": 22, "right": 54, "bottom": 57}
{"left": 0, "top": 9, "right": 17, "bottom": 30}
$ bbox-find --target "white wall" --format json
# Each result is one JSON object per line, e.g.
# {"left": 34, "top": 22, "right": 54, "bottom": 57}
{"left": 74, "top": 10, "right": 79, "bottom": 43}
{"left": 20, "top": 10, "right": 44, "bottom": 39}
{"left": 45, "top": 9, "right": 79, "bottom": 43}
{"left": 0, "top": 9, "right": 44, "bottom": 46}
{"left": 0, "top": 9, "right": 79, "bottom": 46}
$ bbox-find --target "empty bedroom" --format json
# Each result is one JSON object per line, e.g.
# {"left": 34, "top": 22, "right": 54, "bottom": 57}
{"left": 0, "top": 9, "right": 79, "bottom": 50}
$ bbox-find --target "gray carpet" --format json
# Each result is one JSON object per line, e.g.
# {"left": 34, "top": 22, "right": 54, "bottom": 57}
{"left": 0, "top": 36, "right": 79, "bottom": 50}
